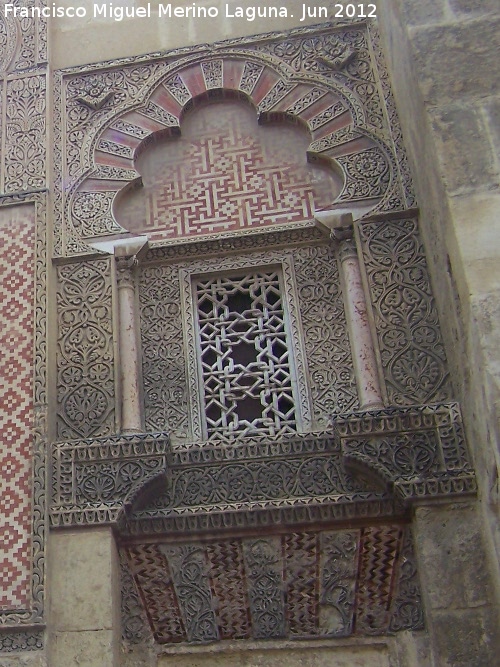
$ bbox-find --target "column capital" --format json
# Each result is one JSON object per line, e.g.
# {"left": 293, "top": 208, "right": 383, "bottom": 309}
{"left": 115, "top": 254, "right": 137, "bottom": 289}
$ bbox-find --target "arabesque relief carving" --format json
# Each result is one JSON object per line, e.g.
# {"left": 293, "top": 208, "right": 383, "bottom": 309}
{"left": 44, "top": 18, "right": 478, "bottom": 660}
{"left": 56, "top": 258, "right": 115, "bottom": 440}
{"left": 357, "top": 216, "right": 452, "bottom": 405}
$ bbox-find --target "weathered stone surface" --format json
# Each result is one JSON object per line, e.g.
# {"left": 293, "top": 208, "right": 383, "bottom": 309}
{"left": 449, "top": 0, "right": 500, "bottom": 18}
{"left": 50, "top": 631, "right": 118, "bottom": 667}
{"left": 413, "top": 504, "right": 495, "bottom": 610}
{"left": 430, "top": 607, "right": 500, "bottom": 667}
{"left": 157, "top": 644, "right": 391, "bottom": 667}
{"left": 0, "top": 654, "right": 47, "bottom": 667}
{"left": 408, "top": 17, "right": 500, "bottom": 103}
{"left": 485, "top": 97, "right": 500, "bottom": 159}
{"left": 399, "top": 0, "right": 447, "bottom": 26}
{"left": 49, "top": 529, "right": 119, "bottom": 632}
{"left": 51, "top": 0, "right": 328, "bottom": 68}
{"left": 449, "top": 193, "right": 500, "bottom": 294}
{"left": 392, "top": 631, "right": 433, "bottom": 667}
{"left": 429, "top": 104, "right": 500, "bottom": 194}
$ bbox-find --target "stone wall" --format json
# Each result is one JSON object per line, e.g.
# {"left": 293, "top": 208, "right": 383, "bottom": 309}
{"left": 377, "top": 0, "right": 500, "bottom": 591}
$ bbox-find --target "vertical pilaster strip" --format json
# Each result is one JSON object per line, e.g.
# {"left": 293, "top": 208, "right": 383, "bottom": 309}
{"left": 337, "top": 230, "right": 384, "bottom": 410}
{"left": 56, "top": 258, "right": 115, "bottom": 439}
{"left": 356, "top": 216, "right": 451, "bottom": 405}
{"left": 116, "top": 254, "right": 142, "bottom": 433}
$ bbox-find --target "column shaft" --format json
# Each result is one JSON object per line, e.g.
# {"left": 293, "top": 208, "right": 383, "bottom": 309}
{"left": 338, "top": 237, "right": 384, "bottom": 410}
{"left": 116, "top": 255, "right": 142, "bottom": 433}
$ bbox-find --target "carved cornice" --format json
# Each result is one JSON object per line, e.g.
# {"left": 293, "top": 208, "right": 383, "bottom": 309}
{"left": 50, "top": 403, "right": 475, "bottom": 531}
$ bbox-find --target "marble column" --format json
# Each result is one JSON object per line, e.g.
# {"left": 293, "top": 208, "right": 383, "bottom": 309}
{"left": 116, "top": 253, "right": 143, "bottom": 433}
{"left": 336, "top": 229, "right": 384, "bottom": 410}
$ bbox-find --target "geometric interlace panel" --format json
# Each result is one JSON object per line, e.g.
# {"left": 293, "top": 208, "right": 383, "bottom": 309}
{"left": 195, "top": 270, "right": 297, "bottom": 441}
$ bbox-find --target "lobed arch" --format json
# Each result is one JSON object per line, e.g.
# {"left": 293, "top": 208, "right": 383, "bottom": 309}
{"left": 69, "top": 54, "right": 394, "bottom": 247}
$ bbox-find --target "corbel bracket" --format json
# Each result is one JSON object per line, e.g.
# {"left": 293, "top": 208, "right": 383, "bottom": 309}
{"left": 335, "top": 402, "right": 477, "bottom": 503}
{"left": 51, "top": 431, "right": 169, "bottom": 527}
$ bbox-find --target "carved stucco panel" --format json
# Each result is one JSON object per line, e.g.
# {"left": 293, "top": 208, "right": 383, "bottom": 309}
{"left": 0, "top": 1, "right": 47, "bottom": 74}
{"left": 120, "top": 525, "right": 423, "bottom": 647}
{"left": 2, "top": 74, "right": 47, "bottom": 194}
{"left": 356, "top": 217, "right": 452, "bottom": 406}
{"left": 139, "top": 243, "right": 356, "bottom": 444}
{"left": 56, "top": 257, "right": 116, "bottom": 440}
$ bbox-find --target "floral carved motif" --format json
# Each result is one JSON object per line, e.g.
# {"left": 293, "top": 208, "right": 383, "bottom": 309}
{"left": 139, "top": 264, "right": 189, "bottom": 440}
{"left": 51, "top": 432, "right": 169, "bottom": 527}
{"left": 293, "top": 244, "right": 358, "bottom": 423}
{"left": 335, "top": 402, "right": 476, "bottom": 501}
{"left": 71, "top": 191, "right": 124, "bottom": 238}
{"left": 358, "top": 216, "right": 452, "bottom": 405}
{"left": 56, "top": 259, "right": 115, "bottom": 439}
{"left": 4, "top": 75, "right": 46, "bottom": 193}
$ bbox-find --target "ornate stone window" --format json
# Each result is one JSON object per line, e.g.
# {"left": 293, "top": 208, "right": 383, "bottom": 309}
{"left": 193, "top": 268, "right": 298, "bottom": 441}
{"left": 140, "top": 242, "right": 358, "bottom": 443}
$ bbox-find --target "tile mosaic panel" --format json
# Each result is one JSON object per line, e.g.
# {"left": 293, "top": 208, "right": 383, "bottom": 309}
{"left": 0, "top": 204, "right": 35, "bottom": 611}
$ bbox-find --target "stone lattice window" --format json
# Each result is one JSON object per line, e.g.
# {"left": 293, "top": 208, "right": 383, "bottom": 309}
{"left": 193, "top": 269, "right": 298, "bottom": 440}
